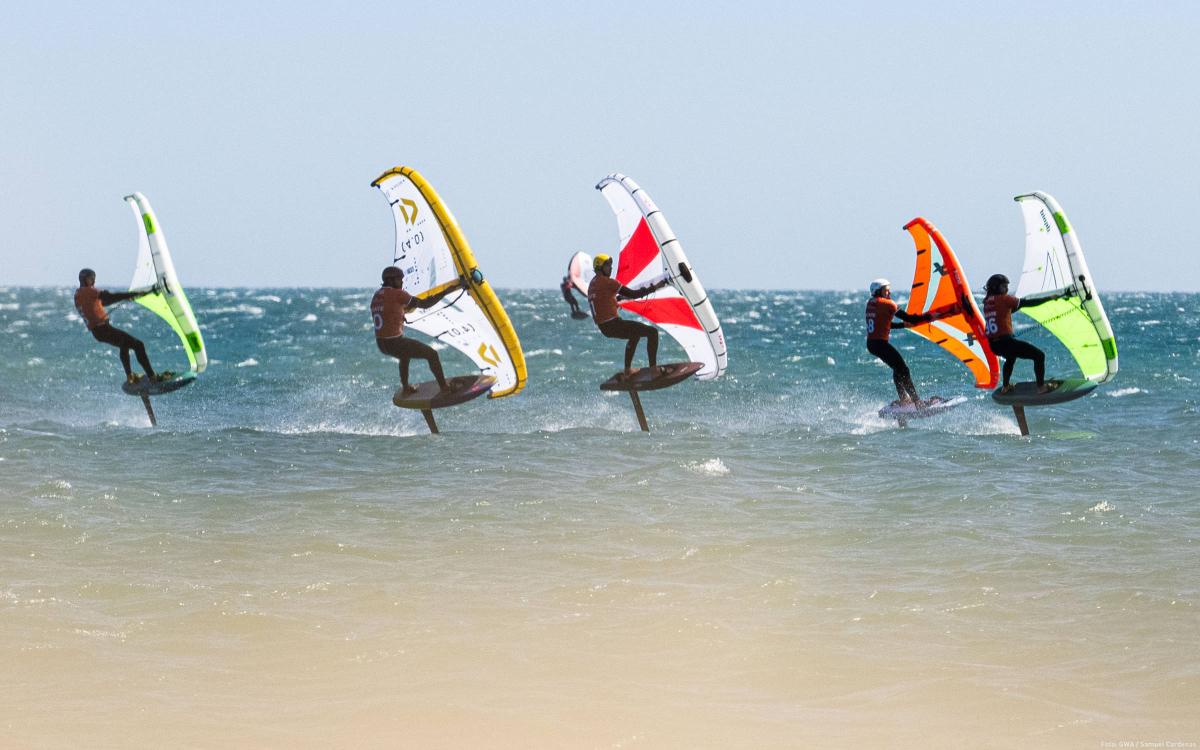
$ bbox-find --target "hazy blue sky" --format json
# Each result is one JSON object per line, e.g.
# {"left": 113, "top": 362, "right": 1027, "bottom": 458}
{"left": 2, "top": 1, "right": 1198, "bottom": 290}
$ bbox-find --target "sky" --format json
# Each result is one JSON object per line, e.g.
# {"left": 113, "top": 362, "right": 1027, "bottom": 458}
{"left": 2, "top": 1, "right": 1198, "bottom": 291}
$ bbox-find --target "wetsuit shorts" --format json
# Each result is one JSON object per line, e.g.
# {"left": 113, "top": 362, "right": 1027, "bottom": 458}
{"left": 988, "top": 334, "right": 1046, "bottom": 385}
{"left": 598, "top": 318, "right": 657, "bottom": 342}
{"left": 598, "top": 318, "right": 659, "bottom": 370}
{"left": 376, "top": 335, "right": 439, "bottom": 362}
{"left": 90, "top": 322, "right": 144, "bottom": 350}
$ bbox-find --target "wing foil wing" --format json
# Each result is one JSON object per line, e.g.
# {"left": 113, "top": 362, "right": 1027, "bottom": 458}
{"left": 595, "top": 174, "right": 727, "bottom": 380}
{"left": 125, "top": 192, "right": 207, "bottom": 374}
{"left": 372, "top": 167, "right": 526, "bottom": 398}
{"left": 568, "top": 252, "right": 593, "bottom": 295}
{"left": 903, "top": 217, "right": 997, "bottom": 389}
{"left": 1015, "top": 192, "right": 1117, "bottom": 383}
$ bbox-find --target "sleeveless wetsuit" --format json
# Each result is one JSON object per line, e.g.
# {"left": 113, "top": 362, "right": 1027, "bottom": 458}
{"left": 560, "top": 279, "right": 580, "bottom": 312}
{"left": 75, "top": 286, "right": 154, "bottom": 379}
{"left": 865, "top": 296, "right": 921, "bottom": 402}
{"left": 984, "top": 293, "right": 1045, "bottom": 387}
{"left": 588, "top": 275, "right": 659, "bottom": 371}
{"left": 372, "top": 286, "right": 446, "bottom": 388}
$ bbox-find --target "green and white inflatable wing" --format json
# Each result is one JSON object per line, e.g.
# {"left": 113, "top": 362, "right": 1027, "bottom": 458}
{"left": 1014, "top": 191, "right": 1116, "bottom": 383}
{"left": 125, "top": 192, "right": 207, "bottom": 374}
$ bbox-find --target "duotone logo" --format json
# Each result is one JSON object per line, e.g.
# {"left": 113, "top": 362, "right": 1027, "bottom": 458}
{"left": 478, "top": 343, "right": 501, "bottom": 367}
{"left": 399, "top": 198, "right": 419, "bottom": 225}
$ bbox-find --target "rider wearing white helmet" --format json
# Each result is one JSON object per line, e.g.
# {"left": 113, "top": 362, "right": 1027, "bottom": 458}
{"left": 865, "top": 278, "right": 933, "bottom": 404}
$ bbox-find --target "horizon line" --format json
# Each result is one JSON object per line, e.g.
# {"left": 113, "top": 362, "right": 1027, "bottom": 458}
{"left": 2, "top": 285, "right": 1195, "bottom": 295}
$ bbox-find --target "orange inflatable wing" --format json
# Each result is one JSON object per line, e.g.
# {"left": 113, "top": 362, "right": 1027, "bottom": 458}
{"left": 903, "top": 218, "right": 998, "bottom": 389}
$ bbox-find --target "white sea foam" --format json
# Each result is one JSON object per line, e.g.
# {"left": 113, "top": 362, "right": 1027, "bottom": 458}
{"left": 236, "top": 358, "right": 259, "bottom": 367}
{"left": 1107, "top": 387, "right": 1145, "bottom": 397}
{"left": 849, "top": 415, "right": 891, "bottom": 435}
{"left": 686, "top": 458, "right": 730, "bottom": 475}
{"left": 302, "top": 314, "right": 318, "bottom": 322}
{"left": 949, "top": 411, "right": 1023, "bottom": 436}
{"left": 272, "top": 422, "right": 421, "bottom": 438}
{"left": 206, "top": 305, "right": 265, "bottom": 315}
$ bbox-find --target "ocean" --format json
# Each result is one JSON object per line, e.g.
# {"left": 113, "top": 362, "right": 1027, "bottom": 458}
{"left": 2, "top": 286, "right": 1197, "bottom": 748}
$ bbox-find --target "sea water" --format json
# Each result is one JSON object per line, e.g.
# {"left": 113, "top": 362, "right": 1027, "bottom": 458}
{"left": 1, "top": 287, "right": 1197, "bottom": 748}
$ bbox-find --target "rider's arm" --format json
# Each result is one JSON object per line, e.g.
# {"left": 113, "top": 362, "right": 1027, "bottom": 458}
{"left": 408, "top": 278, "right": 467, "bottom": 310}
{"left": 617, "top": 276, "right": 670, "bottom": 301}
{"left": 97, "top": 290, "right": 143, "bottom": 305}
{"left": 893, "top": 309, "right": 933, "bottom": 326}
{"left": 1017, "top": 290, "right": 1071, "bottom": 310}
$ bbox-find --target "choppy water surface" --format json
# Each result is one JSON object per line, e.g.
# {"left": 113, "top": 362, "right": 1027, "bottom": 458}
{"left": 2, "top": 287, "right": 1198, "bottom": 748}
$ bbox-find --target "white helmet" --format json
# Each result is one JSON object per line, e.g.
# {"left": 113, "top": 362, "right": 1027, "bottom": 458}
{"left": 869, "top": 278, "right": 890, "bottom": 295}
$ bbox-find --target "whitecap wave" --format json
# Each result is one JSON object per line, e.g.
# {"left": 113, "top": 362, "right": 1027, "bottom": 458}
{"left": 686, "top": 458, "right": 730, "bottom": 475}
{"left": 1107, "top": 387, "right": 1145, "bottom": 397}
{"left": 205, "top": 305, "right": 265, "bottom": 315}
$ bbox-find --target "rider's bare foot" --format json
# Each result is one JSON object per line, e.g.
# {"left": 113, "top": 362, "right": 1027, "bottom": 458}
{"left": 127, "top": 373, "right": 142, "bottom": 385}
{"left": 438, "top": 381, "right": 457, "bottom": 395}
{"left": 1037, "top": 381, "right": 1060, "bottom": 395}
{"left": 1000, "top": 383, "right": 1015, "bottom": 394}
{"left": 401, "top": 384, "right": 419, "bottom": 398}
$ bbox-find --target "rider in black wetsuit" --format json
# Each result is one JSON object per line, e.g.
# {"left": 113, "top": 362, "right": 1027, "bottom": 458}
{"left": 560, "top": 276, "right": 581, "bottom": 315}
{"left": 983, "top": 274, "right": 1072, "bottom": 394}
{"left": 74, "top": 268, "right": 160, "bottom": 384}
{"left": 587, "top": 254, "right": 670, "bottom": 374}
{"left": 371, "top": 266, "right": 467, "bottom": 397}
{"left": 864, "top": 278, "right": 933, "bottom": 404}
